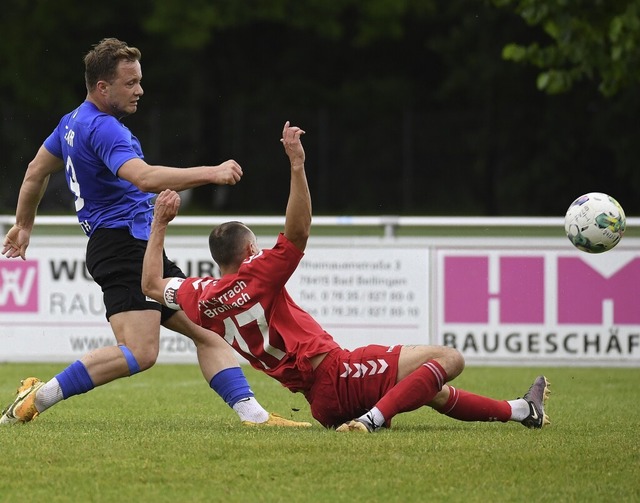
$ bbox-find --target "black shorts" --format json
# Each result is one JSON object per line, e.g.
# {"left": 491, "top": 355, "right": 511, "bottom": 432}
{"left": 86, "top": 228, "right": 185, "bottom": 322}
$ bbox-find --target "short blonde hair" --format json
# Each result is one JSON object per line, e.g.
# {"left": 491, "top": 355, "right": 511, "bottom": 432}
{"left": 84, "top": 38, "right": 141, "bottom": 91}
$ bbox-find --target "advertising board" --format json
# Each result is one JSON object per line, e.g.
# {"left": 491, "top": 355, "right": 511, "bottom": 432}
{"left": 1, "top": 235, "right": 638, "bottom": 366}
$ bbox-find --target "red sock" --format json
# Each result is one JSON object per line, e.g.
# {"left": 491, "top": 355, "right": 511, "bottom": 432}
{"left": 375, "top": 360, "right": 447, "bottom": 422}
{"left": 437, "top": 386, "right": 511, "bottom": 422}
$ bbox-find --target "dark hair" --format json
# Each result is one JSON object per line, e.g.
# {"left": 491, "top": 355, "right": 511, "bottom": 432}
{"left": 84, "top": 38, "right": 141, "bottom": 91}
{"left": 209, "top": 221, "right": 254, "bottom": 269}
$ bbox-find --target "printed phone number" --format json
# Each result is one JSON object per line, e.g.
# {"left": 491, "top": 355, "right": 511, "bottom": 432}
{"left": 299, "top": 290, "right": 416, "bottom": 302}
{"left": 314, "top": 305, "right": 422, "bottom": 318}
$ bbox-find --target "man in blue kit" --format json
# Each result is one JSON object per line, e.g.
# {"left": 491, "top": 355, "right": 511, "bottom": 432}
{"left": 1, "top": 38, "right": 310, "bottom": 428}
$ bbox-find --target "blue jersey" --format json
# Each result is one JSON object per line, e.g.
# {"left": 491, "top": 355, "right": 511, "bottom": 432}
{"left": 43, "top": 101, "right": 154, "bottom": 239}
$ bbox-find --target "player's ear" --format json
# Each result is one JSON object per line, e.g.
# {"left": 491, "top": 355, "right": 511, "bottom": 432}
{"left": 96, "top": 80, "right": 109, "bottom": 94}
{"left": 246, "top": 237, "right": 261, "bottom": 257}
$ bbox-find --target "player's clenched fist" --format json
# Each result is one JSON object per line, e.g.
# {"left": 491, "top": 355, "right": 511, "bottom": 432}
{"left": 153, "top": 190, "right": 181, "bottom": 225}
{"left": 210, "top": 160, "right": 243, "bottom": 185}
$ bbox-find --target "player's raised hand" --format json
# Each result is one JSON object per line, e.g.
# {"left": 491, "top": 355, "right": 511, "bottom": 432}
{"left": 209, "top": 159, "right": 243, "bottom": 186}
{"left": 281, "top": 121, "right": 305, "bottom": 167}
{"left": 153, "top": 190, "right": 181, "bottom": 225}
{"left": 2, "top": 225, "right": 31, "bottom": 260}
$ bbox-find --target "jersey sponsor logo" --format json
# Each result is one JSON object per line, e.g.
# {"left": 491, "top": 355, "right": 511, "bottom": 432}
{"left": 340, "top": 359, "right": 389, "bottom": 378}
{"left": 198, "top": 279, "right": 253, "bottom": 318}
{"left": 0, "top": 261, "right": 39, "bottom": 312}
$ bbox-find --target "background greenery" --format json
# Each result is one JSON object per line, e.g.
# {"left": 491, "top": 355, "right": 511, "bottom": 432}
{"left": 0, "top": 364, "right": 638, "bottom": 502}
{"left": 2, "top": 1, "right": 640, "bottom": 217}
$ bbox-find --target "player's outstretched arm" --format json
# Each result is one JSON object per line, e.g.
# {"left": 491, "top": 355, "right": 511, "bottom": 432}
{"left": 281, "top": 121, "right": 311, "bottom": 252}
{"left": 2, "top": 145, "right": 64, "bottom": 260}
{"left": 141, "top": 189, "right": 181, "bottom": 304}
{"left": 117, "top": 158, "right": 243, "bottom": 193}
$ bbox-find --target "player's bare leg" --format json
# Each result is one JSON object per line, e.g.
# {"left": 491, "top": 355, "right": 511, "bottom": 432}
{"left": 165, "top": 311, "right": 311, "bottom": 427}
{"left": 2, "top": 310, "right": 162, "bottom": 423}
{"left": 163, "top": 311, "right": 237, "bottom": 381}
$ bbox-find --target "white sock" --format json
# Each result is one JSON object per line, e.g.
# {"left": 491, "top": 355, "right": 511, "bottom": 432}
{"left": 507, "top": 398, "right": 530, "bottom": 422}
{"left": 359, "top": 406, "right": 386, "bottom": 429}
{"left": 34, "top": 378, "right": 64, "bottom": 413}
{"left": 232, "top": 397, "right": 269, "bottom": 423}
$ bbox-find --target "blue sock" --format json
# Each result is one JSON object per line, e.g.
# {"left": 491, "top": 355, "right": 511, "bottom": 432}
{"left": 56, "top": 360, "right": 95, "bottom": 399}
{"left": 209, "top": 367, "right": 254, "bottom": 408}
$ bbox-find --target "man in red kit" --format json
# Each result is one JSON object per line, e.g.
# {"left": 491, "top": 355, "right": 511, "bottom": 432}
{"left": 141, "top": 121, "right": 551, "bottom": 432}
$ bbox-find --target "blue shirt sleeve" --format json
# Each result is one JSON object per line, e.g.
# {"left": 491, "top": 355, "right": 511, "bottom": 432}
{"left": 91, "top": 117, "right": 141, "bottom": 176}
{"left": 43, "top": 126, "right": 63, "bottom": 159}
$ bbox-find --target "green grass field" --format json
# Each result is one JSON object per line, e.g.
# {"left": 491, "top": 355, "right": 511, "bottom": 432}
{"left": 0, "top": 364, "right": 638, "bottom": 503}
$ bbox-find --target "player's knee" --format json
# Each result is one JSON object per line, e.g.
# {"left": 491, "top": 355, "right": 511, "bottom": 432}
{"left": 119, "top": 344, "right": 158, "bottom": 374}
{"left": 442, "top": 346, "right": 465, "bottom": 380}
{"left": 134, "top": 346, "right": 159, "bottom": 371}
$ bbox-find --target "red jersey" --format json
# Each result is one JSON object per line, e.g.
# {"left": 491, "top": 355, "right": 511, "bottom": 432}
{"left": 176, "top": 233, "right": 340, "bottom": 392}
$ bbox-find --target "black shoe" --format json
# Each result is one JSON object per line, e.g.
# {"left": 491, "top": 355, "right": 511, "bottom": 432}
{"left": 521, "top": 375, "right": 551, "bottom": 429}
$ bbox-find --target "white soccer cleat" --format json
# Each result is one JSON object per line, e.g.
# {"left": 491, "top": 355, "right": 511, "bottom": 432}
{"left": 336, "top": 419, "right": 372, "bottom": 433}
{"left": 0, "top": 377, "right": 45, "bottom": 425}
{"left": 242, "top": 412, "right": 312, "bottom": 428}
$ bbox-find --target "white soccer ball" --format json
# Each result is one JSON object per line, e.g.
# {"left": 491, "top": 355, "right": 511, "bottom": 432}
{"left": 564, "top": 192, "right": 626, "bottom": 253}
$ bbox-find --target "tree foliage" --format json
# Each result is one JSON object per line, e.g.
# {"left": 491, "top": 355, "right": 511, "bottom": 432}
{"left": 1, "top": 0, "right": 639, "bottom": 217}
{"left": 142, "top": 0, "right": 437, "bottom": 48}
{"left": 493, "top": 0, "right": 640, "bottom": 96}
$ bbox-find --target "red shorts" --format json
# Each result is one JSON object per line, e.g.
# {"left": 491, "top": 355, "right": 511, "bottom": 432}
{"left": 305, "top": 345, "right": 401, "bottom": 428}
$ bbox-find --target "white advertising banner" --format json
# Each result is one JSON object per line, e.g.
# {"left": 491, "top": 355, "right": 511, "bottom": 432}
{"left": 435, "top": 244, "right": 640, "bottom": 366}
{"left": 0, "top": 236, "right": 206, "bottom": 363}
{"left": 285, "top": 245, "right": 430, "bottom": 349}
{"left": 1, "top": 234, "right": 639, "bottom": 366}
